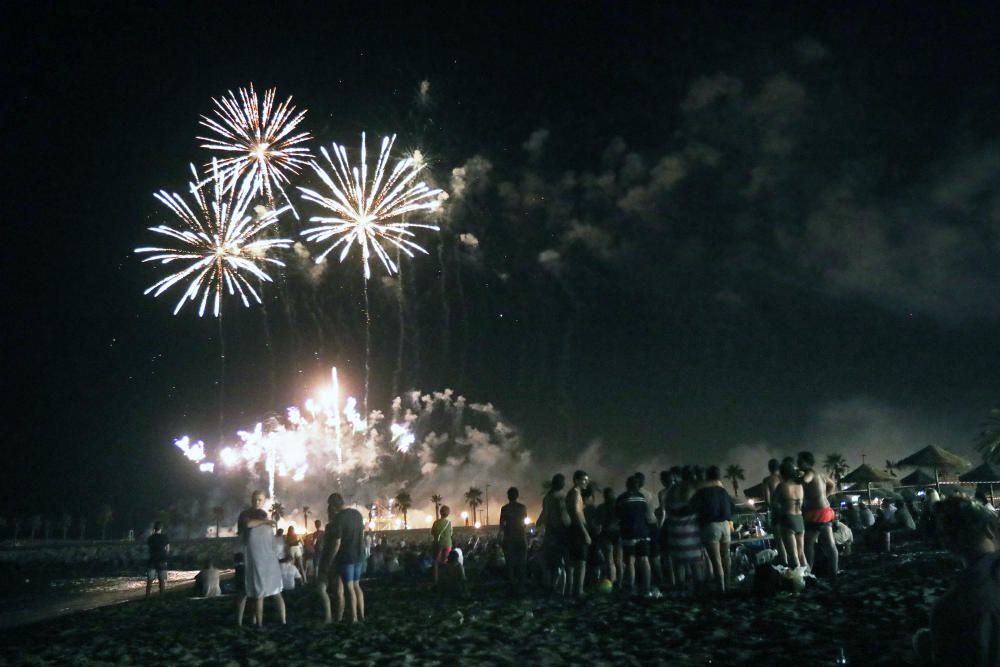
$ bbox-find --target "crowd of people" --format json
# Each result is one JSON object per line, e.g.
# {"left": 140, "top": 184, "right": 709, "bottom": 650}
{"left": 142, "top": 451, "right": 1000, "bottom": 664}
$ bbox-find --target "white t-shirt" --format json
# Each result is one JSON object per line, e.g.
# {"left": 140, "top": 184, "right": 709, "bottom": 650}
{"left": 280, "top": 561, "right": 301, "bottom": 590}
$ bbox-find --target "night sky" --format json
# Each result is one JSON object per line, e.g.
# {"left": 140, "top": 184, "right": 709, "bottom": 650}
{"left": 4, "top": 3, "right": 999, "bottom": 529}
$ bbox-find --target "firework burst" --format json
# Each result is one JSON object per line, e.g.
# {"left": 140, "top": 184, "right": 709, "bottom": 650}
{"left": 298, "top": 133, "right": 445, "bottom": 280}
{"left": 197, "top": 84, "right": 312, "bottom": 215}
{"left": 136, "top": 161, "right": 292, "bottom": 317}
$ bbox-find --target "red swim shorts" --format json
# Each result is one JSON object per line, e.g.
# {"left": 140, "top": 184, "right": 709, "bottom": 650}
{"left": 803, "top": 507, "right": 836, "bottom": 528}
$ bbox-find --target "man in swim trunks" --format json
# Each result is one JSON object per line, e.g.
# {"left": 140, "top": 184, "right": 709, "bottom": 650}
{"left": 762, "top": 458, "right": 789, "bottom": 565}
{"left": 798, "top": 451, "right": 839, "bottom": 576}
{"left": 565, "top": 470, "right": 592, "bottom": 598}
{"left": 317, "top": 493, "right": 366, "bottom": 623}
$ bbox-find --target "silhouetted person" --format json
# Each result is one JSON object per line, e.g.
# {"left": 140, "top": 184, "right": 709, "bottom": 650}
{"left": 498, "top": 487, "right": 528, "bottom": 589}
{"left": 145, "top": 521, "right": 169, "bottom": 598}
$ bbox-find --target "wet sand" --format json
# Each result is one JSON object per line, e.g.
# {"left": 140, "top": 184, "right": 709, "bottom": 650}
{"left": 0, "top": 548, "right": 958, "bottom": 666}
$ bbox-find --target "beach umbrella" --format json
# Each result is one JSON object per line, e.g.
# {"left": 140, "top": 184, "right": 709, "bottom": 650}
{"left": 899, "top": 469, "right": 937, "bottom": 487}
{"left": 895, "top": 445, "right": 972, "bottom": 490}
{"left": 841, "top": 464, "right": 897, "bottom": 501}
{"left": 743, "top": 482, "right": 766, "bottom": 501}
{"left": 959, "top": 462, "right": 1000, "bottom": 505}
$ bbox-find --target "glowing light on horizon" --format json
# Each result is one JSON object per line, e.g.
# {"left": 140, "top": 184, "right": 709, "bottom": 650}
{"left": 299, "top": 133, "right": 445, "bottom": 280}
{"left": 136, "top": 160, "right": 291, "bottom": 317}
{"left": 198, "top": 84, "right": 312, "bottom": 215}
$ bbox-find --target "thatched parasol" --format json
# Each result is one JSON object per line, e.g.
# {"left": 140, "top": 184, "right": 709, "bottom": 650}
{"left": 743, "top": 482, "right": 766, "bottom": 501}
{"left": 841, "top": 464, "right": 897, "bottom": 501}
{"left": 899, "top": 469, "right": 937, "bottom": 487}
{"left": 959, "top": 462, "right": 1000, "bottom": 505}
{"left": 895, "top": 445, "right": 972, "bottom": 489}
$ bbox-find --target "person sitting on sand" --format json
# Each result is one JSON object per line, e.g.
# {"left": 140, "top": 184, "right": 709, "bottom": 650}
{"left": 913, "top": 495, "right": 1000, "bottom": 666}
{"left": 145, "top": 521, "right": 170, "bottom": 598}
{"left": 431, "top": 506, "right": 454, "bottom": 585}
{"left": 775, "top": 460, "right": 807, "bottom": 568}
{"left": 859, "top": 502, "right": 876, "bottom": 528}
{"left": 845, "top": 502, "right": 862, "bottom": 532}
{"left": 798, "top": 451, "right": 839, "bottom": 576}
{"left": 895, "top": 500, "right": 917, "bottom": 532}
{"left": 831, "top": 520, "right": 853, "bottom": 556}
{"left": 193, "top": 559, "right": 221, "bottom": 598}
{"left": 280, "top": 557, "right": 302, "bottom": 591}
{"left": 317, "top": 493, "right": 366, "bottom": 624}
{"left": 437, "top": 549, "right": 468, "bottom": 597}
{"left": 236, "top": 490, "right": 285, "bottom": 627}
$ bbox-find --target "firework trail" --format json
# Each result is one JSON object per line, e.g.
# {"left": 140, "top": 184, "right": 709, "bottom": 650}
{"left": 136, "top": 161, "right": 292, "bottom": 317}
{"left": 298, "top": 133, "right": 445, "bottom": 280}
{"left": 198, "top": 84, "right": 313, "bottom": 216}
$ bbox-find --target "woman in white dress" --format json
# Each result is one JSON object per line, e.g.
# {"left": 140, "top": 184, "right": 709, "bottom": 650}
{"left": 235, "top": 490, "right": 286, "bottom": 626}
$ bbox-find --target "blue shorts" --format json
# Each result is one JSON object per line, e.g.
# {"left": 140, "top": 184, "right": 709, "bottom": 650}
{"left": 338, "top": 562, "right": 362, "bottom": 582}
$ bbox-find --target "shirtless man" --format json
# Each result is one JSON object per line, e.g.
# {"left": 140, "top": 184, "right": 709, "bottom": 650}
{"left": 565, "top": 470, "right": 591, "bottom": 597}
{"left": 775, "top": 460, "right": 806, "bottom": 568}
{"left": 762, "top": 458, "right": 789, "bottom": 565}
{"left": 538, "top": 473, "right": 571, "bottom": 594}
{"left": 798, "top": 451, "right": 839, "bottom": 575}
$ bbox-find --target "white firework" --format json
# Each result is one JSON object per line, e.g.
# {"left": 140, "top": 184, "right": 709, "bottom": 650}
{"left": 197, "top": 84, "right": 312, "bottom": 215}
{"left": 136, "top": 160, "right": 292, "bottom": 317}
{"left": 298, "top": 133, "right": 444, "bottom": 280}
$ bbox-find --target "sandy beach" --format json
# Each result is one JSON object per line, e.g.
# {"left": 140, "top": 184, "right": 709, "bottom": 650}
{"left": 0, "top": 545, "right": 958, "bottom": 666}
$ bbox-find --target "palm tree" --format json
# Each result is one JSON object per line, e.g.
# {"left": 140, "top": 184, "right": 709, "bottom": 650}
{"left": 270, "top": 502, "right": 285, "bottom": 523}
{"left": 212, "top": 506, "right": 224, "bottom": 538}
{"left": 885, "top": 460, "right": 898, "bottom": 477}
{"left": 60, "top": 513, "right": 72, "bottom": 540}
{"left": 97, "top": 505, "right": 113, "bottom": 540}
{"left": 302, "top": 506, "right": 311, "bottom": 530}
{"left": 465, "top": 487, "right": 484, "bottom": 523}
{"left": 724, "top": 465, "right": 745, "bottom": 496}
{"left": 431, "top": 494, "right": 443, "bottom": 519}
{"left": 394, "top": 491, "right": 413, "bottom": 529}
{"left": 975, "top": 406, "right": 1000, "bottom": 464}
{"left": 823, "top": 453, "right": 850, "bottom": 486}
